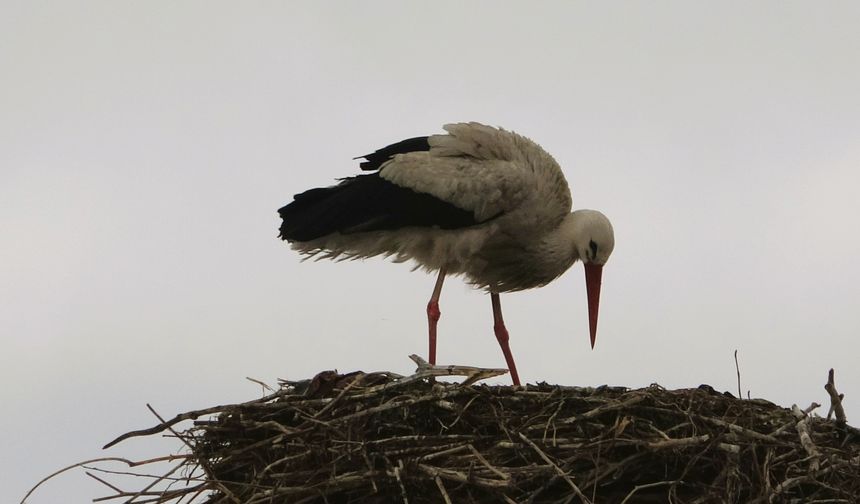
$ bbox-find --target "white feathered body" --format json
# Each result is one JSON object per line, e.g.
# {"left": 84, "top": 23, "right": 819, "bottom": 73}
{"left": 288, "top": 123, "right": 591, "bottom": 293}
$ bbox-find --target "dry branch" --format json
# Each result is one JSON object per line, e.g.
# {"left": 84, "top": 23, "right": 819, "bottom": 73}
{"left": 825, "top": 368, "right": 848, "bottom": 424}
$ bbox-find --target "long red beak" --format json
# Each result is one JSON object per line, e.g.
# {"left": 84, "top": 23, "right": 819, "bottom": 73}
{"left": 583, "top": 263, "right": 603, "bottom": 348}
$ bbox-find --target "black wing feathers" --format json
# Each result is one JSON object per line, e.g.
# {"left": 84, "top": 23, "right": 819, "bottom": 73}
{"left": 279, "top": 136, "right": 477, "bottom": 242}
{"left": 358, "top": 136, "right": 430, "bottom": 171}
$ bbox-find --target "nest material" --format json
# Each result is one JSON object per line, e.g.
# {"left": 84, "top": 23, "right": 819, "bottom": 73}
{"left": 98, "top": 363, "right": 859, "bottom": 504}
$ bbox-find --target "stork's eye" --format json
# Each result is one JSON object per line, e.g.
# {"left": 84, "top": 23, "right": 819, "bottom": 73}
{"left": 588, "top": 240, "right": 598, "bottom": 260}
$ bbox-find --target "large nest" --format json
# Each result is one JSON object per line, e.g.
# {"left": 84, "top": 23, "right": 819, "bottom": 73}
{"left": 88, "top": 360, "right": 857, "bottom": 503}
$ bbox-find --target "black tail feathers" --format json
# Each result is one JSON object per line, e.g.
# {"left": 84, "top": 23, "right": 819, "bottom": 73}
{"left": 278, "top": 134, "right": 475, "bottom": 242}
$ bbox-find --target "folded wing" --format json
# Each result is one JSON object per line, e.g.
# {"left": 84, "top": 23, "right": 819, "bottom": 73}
{"left": 278, "top": 122, "right": 572, "bottom": 242}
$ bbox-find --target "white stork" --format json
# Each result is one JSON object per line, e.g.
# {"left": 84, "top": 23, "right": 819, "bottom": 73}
{"left": 278, "top": 122, "right": 615, "bottom": 386}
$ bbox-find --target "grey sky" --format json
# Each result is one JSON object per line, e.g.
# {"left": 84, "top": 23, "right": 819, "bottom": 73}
{"left": 3, "top": 2, "right": 860, "bottom": 501}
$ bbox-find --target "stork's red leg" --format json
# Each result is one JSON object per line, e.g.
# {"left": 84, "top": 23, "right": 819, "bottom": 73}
{"left": 491, "top": 293, "right": 521, "bottom": 386}
{"left": 427, "top": 267, "right": 447, "bottom": 365}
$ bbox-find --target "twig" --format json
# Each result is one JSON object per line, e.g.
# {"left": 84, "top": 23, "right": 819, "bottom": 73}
{"left": 434, "top": 475, "right": 453, "bottom": 504}
{"left": 559, "top": 394, "right": 645, "bottom": 424}
{"left": 408, "top": 354, "right": 508, "bottom": 384}
{"left": 518, "top": 432, "right": 593, "bottom": 504}
{"left": 246, "top": 376, "right": 275, "bottom": 393}
{"left": 394, "top": 460, "right": 410, "bottom": 504}
{"left": 694, "top": 415, "right": 780, "bottom": 444}
{"left": 85, "top": 471, "right": 123, "bottom": 494}
{"left": 734, "top": 350, "right": 742, "bottom": 399}
{"left": 620, "top": 480, "right": 680, "bottom": 504}
{"left": 770, "top": 403, "right": 819, "bottom": 437}
{"left": 647, "top": 434, "right": 710, "bottom": 450}
{"left": 19, "top": 456, "right": 188, "bottom": 504}
{"left": 82, "top": 463, "right": 201, "bottom": 483}
{"left": 340, "top": 355, "right": 507, "bottom": 401}
{"left": 792, "top": 404, "right": 821, "bottom": 472}
{"left": 468, "top": 444, "right": 511, "bottom": 481}
{"left": 313, "top": 374, "right": 362, "bottom": 418}
{"left": 804, "top": 402, "right": 822, "bottom": 415}
{"left": 103, "top": 388, "right": 287, "bottom": 449}
{"left": 417, "top": 464, "right": 510, "bottom": 488}
{"left": 824, "top": 368, "right": 847, "bottom": 424}
{"left": 147, "top": 404, "right": 241, "bottom": 504}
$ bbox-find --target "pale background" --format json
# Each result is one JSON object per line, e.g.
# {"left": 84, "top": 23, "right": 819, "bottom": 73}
{"left": 3, "top": 2, "right": 860, "bottom": 502}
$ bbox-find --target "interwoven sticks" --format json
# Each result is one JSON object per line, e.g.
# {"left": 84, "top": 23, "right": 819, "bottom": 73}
{"left": 73, "top": 365, "right": 859, "bottom": 504}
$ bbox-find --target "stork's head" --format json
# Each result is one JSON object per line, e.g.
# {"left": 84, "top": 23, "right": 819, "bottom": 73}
{"left": 569, "top": 210, "right": 615, "bottom": 348}
{"left": 571, "top": 210, "right": 615, "bottom": 266}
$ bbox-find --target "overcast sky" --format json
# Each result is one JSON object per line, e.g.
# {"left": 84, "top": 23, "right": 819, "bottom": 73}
{"left": 4, "top": 2, "right": 860, "bottom": 502}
